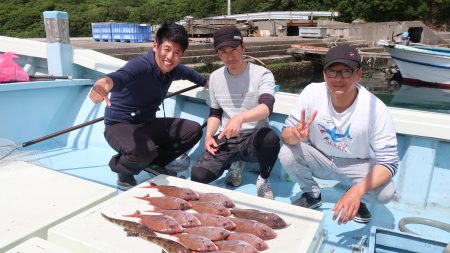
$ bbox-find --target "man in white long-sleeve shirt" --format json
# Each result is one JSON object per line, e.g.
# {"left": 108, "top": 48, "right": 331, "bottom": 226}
{"left": 278, "top": 44, "right": 399, "bottom": 224}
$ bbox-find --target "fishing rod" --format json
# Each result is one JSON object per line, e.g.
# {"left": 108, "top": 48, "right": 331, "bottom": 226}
{"left": 0, "top": 83, "right": 202, "bottom": 160}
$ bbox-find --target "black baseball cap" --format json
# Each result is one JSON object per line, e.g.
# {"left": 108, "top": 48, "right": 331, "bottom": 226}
{"left": 213, "top": 25, "right": 243, "bottom": 52}
{"left": 324, "top": 44, "right": 362, "bottom": 70}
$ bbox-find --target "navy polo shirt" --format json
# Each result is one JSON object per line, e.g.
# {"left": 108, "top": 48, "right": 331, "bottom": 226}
{"left": 104, "top": 50, "right": 207, "bottom": 125}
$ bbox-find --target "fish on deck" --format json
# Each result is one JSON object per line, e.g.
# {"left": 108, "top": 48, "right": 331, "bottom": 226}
{"left": 189, "top": 201, "right": 231, "bottom": 216}
{"left": 142, "top": 182, "right": 200, "bottom": 201}
{"left": 183, "top": 226, "right": 231, "bottom": 241}
{"left": 139, "top": 232, "right": 193, "bottom": 253}
{"left": 204, "top": 251, "right": 235, "bottom": 253}
{"left": 227, "top": 232, "right": 269, "bottom": 251}
{"left": 136, "top": 193, "right": 192, "bottom": 210}
{"left": 193, "top": 213, "right": 236, "bottom": 230}
{"left": 101, "top": 213, "right": 192, "bottom": 253}
{"left": 229, "top": 217, "right": 277, "bottom": 240}
{"left": 123, "top": 210, "right": 184, "bottom": 234}
{"left": 101, "top": 213, "right": 157, "bottom": 237}
{"left": 230, "top": 208, "right": 288, "bottom": 229}
{"left": 197, "top": 192, "right": 235, "bottom": 208}
{"left": 214, "top": 240, "right": 259, "bottom": 253}
{"left": 173, "top": 233, "right": 219, "bottom": 252}
{"left": 147, "top": 208, "right": 202, "bottom": 228}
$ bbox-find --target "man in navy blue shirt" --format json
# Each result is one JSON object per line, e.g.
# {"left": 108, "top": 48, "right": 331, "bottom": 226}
{"left": 89, "top": 22, "right": 207, "bottom": 190}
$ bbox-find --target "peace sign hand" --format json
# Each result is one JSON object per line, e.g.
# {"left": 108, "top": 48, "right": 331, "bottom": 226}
{"left": 285, "top": 109, "right": 317, "bottom": 144}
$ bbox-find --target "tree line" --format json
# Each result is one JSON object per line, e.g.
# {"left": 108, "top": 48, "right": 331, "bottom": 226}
{"left": 1, "top": 0, "right": 448, "bottom": 38}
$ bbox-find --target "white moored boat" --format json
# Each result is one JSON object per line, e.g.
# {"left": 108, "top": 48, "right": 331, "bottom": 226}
{"left": 379, "top": 40, "right": 450, "bottom": 108}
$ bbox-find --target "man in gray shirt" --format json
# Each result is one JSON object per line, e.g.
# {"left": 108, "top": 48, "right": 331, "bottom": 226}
{"left": 191, "top": 25, "right": 280, "bottom": 199}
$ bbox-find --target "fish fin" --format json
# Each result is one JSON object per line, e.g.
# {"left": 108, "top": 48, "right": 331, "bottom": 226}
{"left": 140, "top": 182, "right": 158, "bottom": 188}
{"left": 135, "top": 193, "right": 151, "bottom": 201}
{"left": 123, "top": 210, "right": 141, "bottom": 218}
{"left": 145, "top": 207, "right": 162, "bottom": 214}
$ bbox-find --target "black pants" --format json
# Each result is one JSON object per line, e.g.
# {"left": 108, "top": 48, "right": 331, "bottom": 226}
{"left": 104, "top": 118, "right": 203, "bottom": 175}
{"left": 191, "top": 127, "right": 280, "bottom": 184}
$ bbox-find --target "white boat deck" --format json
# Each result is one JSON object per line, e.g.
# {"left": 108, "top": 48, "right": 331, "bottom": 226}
{"left": 47, "top": 175, "right": 325, "bottom": 253}
{"left": 5, "top": 237, "right": 76, "bottom": 253}
{"left": 0, "top": 161, "right": 117, "bottom": 252}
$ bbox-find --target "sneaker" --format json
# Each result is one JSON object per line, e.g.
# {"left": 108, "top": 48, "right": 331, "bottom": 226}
{"left": 226, "top": 160, "right": 246, "bottom": 187}
{"left": 292, "top": 192, "right": 322, "bottom": 209}
{"left": 256, "top": 176, "right": 274, "bottom": 200}
{"left": 117, "top": 173, "right": 137, "bottom": 191}
{"left": 165, "top": 153, "right": 190, "bottom": 173}
{"left": 353, "top": 202, "right": 371, "bottom": 223}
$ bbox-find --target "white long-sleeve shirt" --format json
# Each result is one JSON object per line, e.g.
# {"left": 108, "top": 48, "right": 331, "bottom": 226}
{"left": 283, "top": 82, "right": 399, "bottom": 176}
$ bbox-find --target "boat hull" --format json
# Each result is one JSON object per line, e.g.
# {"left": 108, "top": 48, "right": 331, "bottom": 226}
{"left": 384, "top": 44, "right": 450, "bottom": 87}
{"left": 383, "top": 44, "right": 450, "bottom": 107}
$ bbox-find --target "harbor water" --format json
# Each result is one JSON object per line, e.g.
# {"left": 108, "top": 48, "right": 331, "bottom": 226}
{"left": 277, "top": 69, "right": 450, "bottom": 114}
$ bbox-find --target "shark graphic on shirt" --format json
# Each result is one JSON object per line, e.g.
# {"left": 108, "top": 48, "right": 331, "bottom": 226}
{"left": 318, "top": 123, "right": 352, "bottom": 142}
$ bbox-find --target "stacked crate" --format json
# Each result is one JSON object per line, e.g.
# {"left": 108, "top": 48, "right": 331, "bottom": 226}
{"left": 92, "top": 23, "right": 151, "bottom": 43}
{"left": 111, "top": 23, "right": 151, "bottom": 43}
{"left": 91, "top": 22, "right": 113, "bottom": 42}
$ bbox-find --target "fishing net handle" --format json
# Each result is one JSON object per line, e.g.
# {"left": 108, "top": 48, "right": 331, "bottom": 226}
{"left": 7, "top": 84, "right": 203, "bottom": 151}
{"left": 22, "top": 117, "right": 104, "bottom": 148}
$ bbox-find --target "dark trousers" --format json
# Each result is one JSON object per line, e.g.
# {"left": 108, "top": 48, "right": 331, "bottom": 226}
{"left": 104, "top": 118, "right": 203, "bottom": 175}
{"left": 191, "top": 127, "right": 280, "bottom": 183}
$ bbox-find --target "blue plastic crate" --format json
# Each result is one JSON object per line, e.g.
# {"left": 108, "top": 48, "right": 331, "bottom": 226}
{"left": 111, "top": 23, "right": 151, "bottom": 43}
{"left": 91, "top": 22, "right": 112, "bottom": 42}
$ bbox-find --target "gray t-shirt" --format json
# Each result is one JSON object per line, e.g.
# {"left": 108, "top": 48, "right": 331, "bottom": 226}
{"left": 208, "top": 62, "right": 276, "bottom": 132}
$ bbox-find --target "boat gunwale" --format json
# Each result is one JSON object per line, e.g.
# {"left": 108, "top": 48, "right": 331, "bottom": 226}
{"left": 389, "top": 44, "right": 450, "bottom": 58}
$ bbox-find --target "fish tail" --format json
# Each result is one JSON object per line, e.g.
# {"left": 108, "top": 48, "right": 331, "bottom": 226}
{"left": 101, "top": 213, "right": 116, "bottom": 223}
{"left": 102, "top": 213, "right": 133, "bottom": 227}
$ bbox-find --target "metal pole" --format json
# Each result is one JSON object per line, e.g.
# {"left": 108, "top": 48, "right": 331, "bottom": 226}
{"left": 227, "top": 0, "right": 231, "bottom": 16}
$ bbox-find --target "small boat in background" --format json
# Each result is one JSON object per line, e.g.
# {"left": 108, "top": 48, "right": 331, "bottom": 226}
{"left": 379, "top": 40, "right": 450, "bottom": 109}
